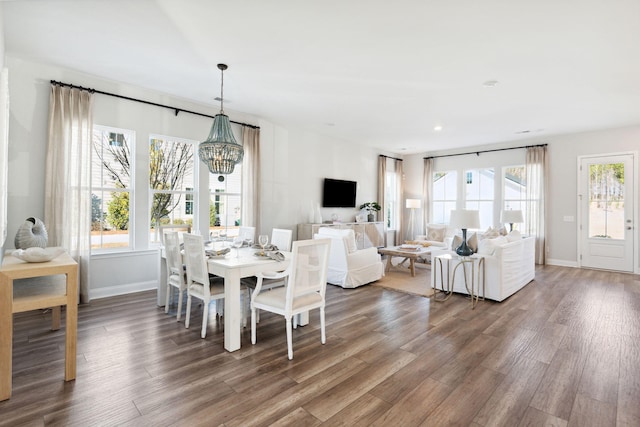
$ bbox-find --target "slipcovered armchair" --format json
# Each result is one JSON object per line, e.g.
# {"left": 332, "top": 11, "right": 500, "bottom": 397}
{"left": 313, "top": 227, "right": 384, "bottom": 288}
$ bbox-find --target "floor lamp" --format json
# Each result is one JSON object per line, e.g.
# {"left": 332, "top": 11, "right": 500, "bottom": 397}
{"left": 406, "top": 199, "right": 420, "bottom": 241}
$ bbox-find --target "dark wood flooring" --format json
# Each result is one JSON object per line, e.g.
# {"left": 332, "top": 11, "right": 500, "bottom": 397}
{"left": 1, "top": 265, "right": 640, "bottom": 426}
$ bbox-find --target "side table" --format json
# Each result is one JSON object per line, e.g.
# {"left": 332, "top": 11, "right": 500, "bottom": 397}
{"left": 0, "top": 251, "right": 78, "bottom": 401}
{"left": 432, "top": 253, "right": 485, "bottom": 309}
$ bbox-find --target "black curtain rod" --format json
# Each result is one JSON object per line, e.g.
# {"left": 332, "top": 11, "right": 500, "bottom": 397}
{"left": 423, "top": 143, "right": 547, "bottom": 160}
{"left": 50, "top": 80, "right": 260, "bottom": 130}
{"left": 379, "top": 154, "right": 403, "bottom": 161}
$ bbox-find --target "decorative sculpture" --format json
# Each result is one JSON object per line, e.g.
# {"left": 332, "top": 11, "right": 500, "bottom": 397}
{"left": 14, "top": 217, "right": 48, "bottom": 249}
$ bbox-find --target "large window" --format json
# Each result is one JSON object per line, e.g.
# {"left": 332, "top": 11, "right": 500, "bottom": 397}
{"left": 465, "top": 168, "right": 494, "bottom": 229}
{"left": 503, "top": 165, "right": 526, "bottom": 228}
{"left": 432, "top": 171, "right": 457, "bottom": 224}
{"left": 149, "top": 135, "right": 195, "bottom": 244}
{"left": 91, "top": 126, "right": 135, "bottom": 251}
{"left": 209, "top": 165, "right": 242, "bottom": 239}
{"left": 384, "top": 171, "right": 398, "bottom": 229}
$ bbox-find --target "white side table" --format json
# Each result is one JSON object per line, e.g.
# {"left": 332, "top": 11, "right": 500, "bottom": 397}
{"left": 432, "top": 253, "right": 485, "bottom": 309}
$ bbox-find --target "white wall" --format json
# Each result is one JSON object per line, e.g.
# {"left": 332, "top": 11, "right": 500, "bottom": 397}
{"left": 405, "top": 126, "right": 640, "bottom": 271}
{"left": 5, "top": 56, "right": 383, "bottom": 299}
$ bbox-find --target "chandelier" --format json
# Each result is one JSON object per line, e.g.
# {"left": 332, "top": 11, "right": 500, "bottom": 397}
{"left": 198, "top": 64, "right": 244, "bottom": 174}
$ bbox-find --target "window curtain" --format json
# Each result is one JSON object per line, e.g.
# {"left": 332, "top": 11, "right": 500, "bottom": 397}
{"left": 45, "top": 84, "right": 93, "bottom": 302}
{"left": 525, "top": 146, "right": 547, "bottom": 264}
{"left": 241, "top": 127, "right": 260, "bottom": 233}
{"left": 377, "top": 155, "right": 386, "bottom": 231}
{"left": 422, "top": 157, "right": 434, "bottom": 234}
{"left": 395, "top": 159, "right": 404, "bottom": 245}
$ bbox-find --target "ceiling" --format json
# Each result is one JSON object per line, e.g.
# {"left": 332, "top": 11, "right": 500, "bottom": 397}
{"left": 3, "top": 0, "right": 640, "bottom": 154}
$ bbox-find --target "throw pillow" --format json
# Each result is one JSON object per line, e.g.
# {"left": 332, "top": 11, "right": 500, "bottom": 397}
{"left": 468, "top": 232, "right": 478, "bottom": 253}
{"left": 451, "top": 235, "right": 463, "bottom": 251}
{"left": 477, "top": 238, "right": 496, "bottom": 256}
{"left": 481, "top": 227, "right": 499, "bottom": 239}
{"left": 426, "top": 225, "right": 446, "bottom": 242}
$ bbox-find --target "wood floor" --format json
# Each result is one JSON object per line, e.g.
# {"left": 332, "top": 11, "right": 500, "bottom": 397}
{"left": 2, "top": 265, "right": 640, "bottom": 426}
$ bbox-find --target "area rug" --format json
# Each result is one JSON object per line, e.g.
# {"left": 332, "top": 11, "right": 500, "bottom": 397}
{"left": 372, "top": 266, "right": 434, "bottom": 297}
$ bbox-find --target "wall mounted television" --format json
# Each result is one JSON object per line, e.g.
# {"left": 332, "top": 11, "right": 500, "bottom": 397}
{"left": 322, "top": 178, "right": 357, "bottom": 208}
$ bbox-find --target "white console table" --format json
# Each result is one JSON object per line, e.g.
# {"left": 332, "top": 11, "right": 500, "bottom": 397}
{"left": 297, "top": 222, "right": 385, "bottom": 249}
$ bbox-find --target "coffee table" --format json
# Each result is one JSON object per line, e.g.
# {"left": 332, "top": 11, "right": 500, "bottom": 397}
{"left": 377, "top": 245, "right": 434, "bottom": 277}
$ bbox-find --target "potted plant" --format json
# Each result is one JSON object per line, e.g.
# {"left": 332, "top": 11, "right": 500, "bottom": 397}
{"left": 359, "top": 202, "right": 381, "bottom": 222}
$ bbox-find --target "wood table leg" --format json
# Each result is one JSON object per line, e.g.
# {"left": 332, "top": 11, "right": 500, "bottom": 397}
{"left": 409, "top": 258, "right": 416, "bottom": 276}
{"left": 51, "top": 306, "right": 61, "bottom": 330}
{"left": 0, "top": 275, "right": 12, "bottom": 400}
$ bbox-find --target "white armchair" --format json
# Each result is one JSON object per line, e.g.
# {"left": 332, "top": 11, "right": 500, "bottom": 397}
{"left": 313, "top": 227, "right": 384, "bottom": 288}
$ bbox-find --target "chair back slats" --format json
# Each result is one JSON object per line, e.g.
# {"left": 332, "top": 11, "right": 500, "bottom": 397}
{"left": 182, "top": 233, "right": 209, "bottom": 287}
{"left": 239, "top": 226, "right": 256, "bottom": 243}
{"left": 286, "top": 239, "right": 331, "bottom": 308}
{"left": 164, "top": 232, "right": 183, "bottom": 277}
{"left": 271, "top": 228, "right": 293, "bottom": 252}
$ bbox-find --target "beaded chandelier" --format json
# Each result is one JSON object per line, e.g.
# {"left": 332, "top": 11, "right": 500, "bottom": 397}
{"left": 198, "top": 64, "right": 243, "bottom": 174}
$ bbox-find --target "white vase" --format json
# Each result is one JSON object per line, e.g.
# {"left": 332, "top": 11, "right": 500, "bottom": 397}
{"left": 315, "top": 204, "right": 323, "bottom": 223}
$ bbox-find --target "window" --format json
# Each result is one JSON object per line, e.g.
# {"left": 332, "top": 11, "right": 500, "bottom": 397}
{"left": 149, "top": 135, "right": 196, "bottom": 244}
{"left": 432, "top": 171, "right": 457, "bottom": 224}
{"left": 465, "top": 168, "right": 494, "bottom": 229}
{"left": 503, "top": 165, "right": 526, "bottom": 227}
{"left": 209, "top": 165, "right": 242, "bottom": 239}
{"left": 185, "top": 187, "right": 194, "bottom": 215}
{"left": 91, "top": 126, "right": 135, "bottom": 251}
{"left": 384, "top": 171, "right": 398, "bottom": 229}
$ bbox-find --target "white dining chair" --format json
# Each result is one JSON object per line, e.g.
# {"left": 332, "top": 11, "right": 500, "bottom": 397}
{"left": 241, "top": 228, "right": 293, "bottom": 320}
{"left": 251, "top": 238, "right": 331, "bottom": 360}
{"left": 183, "top": 233, "right": 227, "bottom": 338}
{"left": 238, "top": 226, "right": 256, "bottom": 244}
{"left": 270, "top": 228, "right": 293, "bottom": 251}
{"left": 164, "top": 231, "right": 188, "bottom": 321}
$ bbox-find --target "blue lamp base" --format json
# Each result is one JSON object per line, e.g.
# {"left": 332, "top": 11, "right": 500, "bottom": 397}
{"left": 455, "top": 228, "right": 474, "bottom": 257}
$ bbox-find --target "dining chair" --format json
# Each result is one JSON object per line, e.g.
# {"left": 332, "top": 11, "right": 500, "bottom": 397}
{"left": 238, "top": 226, "right": 256, "bottom": 244}
{"left": 164, "top": 231, "right": 188, "bottom": 321}
{"left": 271, "top": 228, "right": 293, "bottom": 251}
{"left": 183, "top": 233, "right": 227, "bottom": 339}
{"left": 241, "top": 228, "right": 293, "bottom": 319}
{"left": 251, "top": 238, "right": 331, "bottom": 359}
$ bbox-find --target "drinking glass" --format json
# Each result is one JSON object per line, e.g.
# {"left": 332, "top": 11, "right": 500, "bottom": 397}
{"left": 232, "top": 236, "right": 244, "bottom": 258}
{"left": 258, "top": 235, "right": 269, "bottom": 255}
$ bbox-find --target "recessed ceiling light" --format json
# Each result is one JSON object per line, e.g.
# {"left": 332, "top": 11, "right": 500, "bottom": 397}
{"left": 433, "top": 125, "right": 443, "bottom": 132}
{"left": 325, "top": 122, "right": 335, "bottom": 127}
{"left": 515, "top": 130, "right": 531, "bottom": 134}
{"left": 482, "top": 80, "right": 499, "bottom": 87}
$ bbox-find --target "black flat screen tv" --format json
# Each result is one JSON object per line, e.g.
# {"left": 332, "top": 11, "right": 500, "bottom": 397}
{"left": 322, "top": 178, "right": 357, "bottom": 208}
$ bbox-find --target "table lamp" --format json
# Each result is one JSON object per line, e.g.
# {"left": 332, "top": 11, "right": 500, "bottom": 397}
{"left": 500, "top": 209, "right": 523, "bottom": 231}
{"left": 406, "top": 198, "right": 420, "bottom": 240}
{"left": 449, "top": 209, "right": 480, "bottom": 257}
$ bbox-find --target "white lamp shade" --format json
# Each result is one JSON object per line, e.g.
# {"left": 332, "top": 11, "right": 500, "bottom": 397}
{"left": 406, "top": 198, "right": 421, "bottom": 209}
{"left": 449, "top": 209, "right": 480, "bottom": 230}
{"left": 500, "top": 210, "right": 523, "bottom": 223}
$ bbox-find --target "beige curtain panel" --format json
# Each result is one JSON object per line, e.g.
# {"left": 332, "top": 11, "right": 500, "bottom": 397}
{"left": 45, "top": 84, "right": 93, "bottom": 302}
{"left": 242, "top": 127, "right": 260, "bottom": 234}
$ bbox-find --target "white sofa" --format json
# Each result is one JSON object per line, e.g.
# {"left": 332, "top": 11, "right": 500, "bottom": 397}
{"left": 313, "top": 227, "right": 385, "bottom": 288}
{"left": 430, "top": 235, "right": 535, "bottom": 301}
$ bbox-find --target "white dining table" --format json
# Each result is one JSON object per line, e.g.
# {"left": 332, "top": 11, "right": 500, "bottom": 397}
{"left": 206, "top": 246, "right": 293, "bottom": 352}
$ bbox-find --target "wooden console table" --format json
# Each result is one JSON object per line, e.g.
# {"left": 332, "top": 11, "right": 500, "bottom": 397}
{"left": 297, "top": 222, "right": 385, "bottom": 249}
{"left": 0, "top": 251, "right": 78, "bottom": 401}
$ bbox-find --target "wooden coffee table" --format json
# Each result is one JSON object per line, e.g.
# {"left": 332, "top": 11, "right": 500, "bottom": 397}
{"left": 377, "top": 246, "right": 434, "bottom": 277}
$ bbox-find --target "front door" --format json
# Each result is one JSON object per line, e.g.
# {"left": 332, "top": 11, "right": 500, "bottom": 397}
{"left": 579, "top": 154, "right": 635, "bottom": 272}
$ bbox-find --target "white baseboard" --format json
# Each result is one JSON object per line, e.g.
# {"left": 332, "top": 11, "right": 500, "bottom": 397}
{"left": 546, "top": 258, "right": 578, "bottom": 268}
{"left": 89, "top": 280, "right": 157, "bottom": 301}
